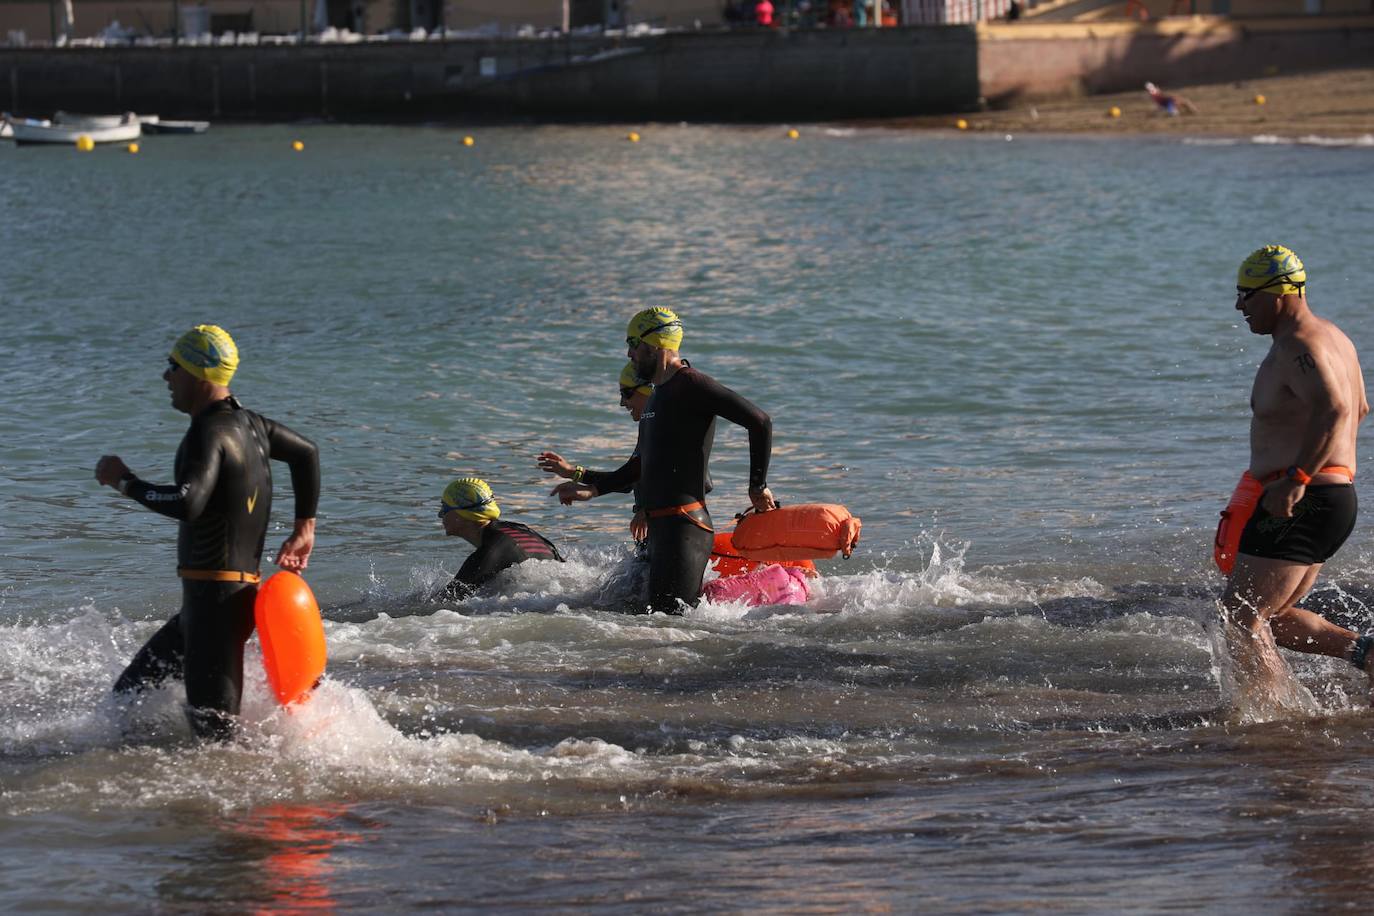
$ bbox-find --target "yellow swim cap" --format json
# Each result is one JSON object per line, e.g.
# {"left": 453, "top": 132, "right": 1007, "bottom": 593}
{"left": 440, "top": 477, "right": 500, "bottom": 523}
{"left": 618, "top": 361, "right": 652, "bottom": 397}
{"left": 170, "top": 325, "right": 239, "bottom": 386}
{"left": 1237, "top": 245, "right": 1307, "bottom": 296}
{"left": 626, "top": 307, "right": 683, "bottom": 351}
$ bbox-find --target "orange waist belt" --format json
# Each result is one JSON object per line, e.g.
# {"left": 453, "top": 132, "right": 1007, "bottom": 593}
{"left": 1259, "top": 465, "right": 1354, "bottom": 484}
{"left": 1213, "top": 465, "right": 1355, "bottom": 575}
{"left": 646, "top": 501, "right": 713, "bottom": 533}
{"left": 178, "top": 568, "right": 262, "bottom": 583}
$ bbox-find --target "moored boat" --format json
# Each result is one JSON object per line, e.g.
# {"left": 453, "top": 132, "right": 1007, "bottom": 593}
{"left": 141, "top": 119, "right": 210, "bottom": 135}
{"left": 7, "top": 113, "right": 141, "bottom": 145}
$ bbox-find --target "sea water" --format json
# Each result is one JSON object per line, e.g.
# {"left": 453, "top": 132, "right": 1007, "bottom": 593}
{"left": 2, "top": 124, "right": 1373, "bottom": 911}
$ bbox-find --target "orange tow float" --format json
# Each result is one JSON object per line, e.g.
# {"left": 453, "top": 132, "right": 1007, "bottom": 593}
{"left": 254, "top": 571, "right": 327, "bottom": 706}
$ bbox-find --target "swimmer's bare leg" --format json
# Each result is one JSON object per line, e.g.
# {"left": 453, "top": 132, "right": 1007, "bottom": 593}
{"left": 1220, "top": 554, "right": 1320, "bottom": 714}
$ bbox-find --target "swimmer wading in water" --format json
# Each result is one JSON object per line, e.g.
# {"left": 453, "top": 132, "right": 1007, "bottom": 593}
{"left": 1217, "top": 246, "right": 1372, "bottom": 707}
{"left": 437, "top": 477, "right": 563, "bottom": 602}
{"left": 95, "top": 325, "right": 320, "bottom": 740}
{"left": 551, "top": 307, "right": 776, "bottom": 614}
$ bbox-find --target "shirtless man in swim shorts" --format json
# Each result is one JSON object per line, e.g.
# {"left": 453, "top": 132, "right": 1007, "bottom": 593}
{"left": 1221, "top": 245, "right": 1371, "bottom": 705}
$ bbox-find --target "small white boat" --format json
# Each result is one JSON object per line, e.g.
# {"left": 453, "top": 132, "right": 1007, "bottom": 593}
{"left": 0, "top": 120, "right": 11, "bottom": 140}
{"left": 141, "top": 119, "right": 210, "bottom": 135}
{"left": 8, "top": 113, "right": 141, "bottom": 145}
{"left": 54, "top": 111, "right": 137, "bottom": 129}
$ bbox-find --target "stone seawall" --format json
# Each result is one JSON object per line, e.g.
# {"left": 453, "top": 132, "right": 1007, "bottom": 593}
{"left": 2, "top": 19, "right": 1370, "bottom": 121}
{"left": 0, "top": 28, "right": 980, "bottom": 121}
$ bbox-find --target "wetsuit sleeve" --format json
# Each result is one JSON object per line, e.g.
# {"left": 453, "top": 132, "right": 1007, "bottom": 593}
{"left": 582, "top": 453, "right": 641, "bottom": 496}
{"left": 125, "top": 425, "right": 222, "bottom": 521}
{"left": 442, "top": 535, "right": 523, "bottom": 600}
{"left": 263, "top": 417, "right": 320, "bottom": 519}
{"left": 692, "top": 374, "right": 772, "bottom": 489}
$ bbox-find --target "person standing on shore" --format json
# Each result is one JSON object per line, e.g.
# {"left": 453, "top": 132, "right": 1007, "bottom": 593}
{"left": 551, "top": 307, "right": 776, "bottom": 614}
{"left": 95, "top": 325, "right": 319, "bottom": 740}
{"left": 1218, "top": 246, "right": 1371, "bottom": 709}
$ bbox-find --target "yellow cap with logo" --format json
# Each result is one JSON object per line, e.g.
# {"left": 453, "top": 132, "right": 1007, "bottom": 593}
{"left": 1237, "top": 245, "right": 1307, "bottom": 296}
{"left": 626, "top": 307, "right": 683, "bottom": 351}
{"left": 171, "top": 325, "right": 239, "bottom": 386}
{"left": 440, "top": 477, "right": 500, "bottom": 523}
{"left": 619, "top": 360, "right": 653, "bottom": 397}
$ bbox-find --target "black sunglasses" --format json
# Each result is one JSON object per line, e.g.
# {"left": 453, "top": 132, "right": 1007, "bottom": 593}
{"left": 166, "top": 358, "right": 181, "bottom": 372}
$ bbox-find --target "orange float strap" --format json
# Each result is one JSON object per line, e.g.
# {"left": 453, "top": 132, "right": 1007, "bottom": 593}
{"left": 732, "top": 503, "right": 861, "bottom": 562}
{"left": 254, "top": 571, "right": 327, "bottom": 707}
{"left": 646, "top": 501, "right": 714, "bottom": 533}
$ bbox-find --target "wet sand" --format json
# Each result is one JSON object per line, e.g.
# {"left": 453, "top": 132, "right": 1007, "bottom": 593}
{"left": 887, "top": 66, "right": 1374, "bottom": 137}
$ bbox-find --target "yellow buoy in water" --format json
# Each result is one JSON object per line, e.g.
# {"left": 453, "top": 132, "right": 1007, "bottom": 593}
{"left": 1254, "top": 94, "right": 1266, "bottom": 105}
{"left": 292, "top": 140, "right": 304, "bottom": 151}
{"left": 955, "top": 119, "right": 968, "bottom": 131}
{"left": 127, "top": 142, "right": 139, "bottom": 154}
{"left": 1108, "top": 106, "right": 1122, "bottom": 118}
{"left": 463, "top": 135, "right": 475, "bottom": 146}
{"left": 786, "top": 128, "right": 799, "bottom": 140}
{"left": 75, "top": 134, "right": 95, "bottom": 152}
{"left": 627, "top": 131, "right": 640, "bottom": 143}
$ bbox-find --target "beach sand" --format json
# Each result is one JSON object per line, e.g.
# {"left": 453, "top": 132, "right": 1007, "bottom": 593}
{"left": 886, "top": 66, "right": 1374, "bottom": 138}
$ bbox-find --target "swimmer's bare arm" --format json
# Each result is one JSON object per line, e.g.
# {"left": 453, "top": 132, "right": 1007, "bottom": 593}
{"left": 537, "top": 451, "right": 576, "bottom": 479}
{"left": 551, "top": 481, "right": 599, "bottom": 505}
{"left": 1261, "top": 337, "right": 1354, "bottom": 518}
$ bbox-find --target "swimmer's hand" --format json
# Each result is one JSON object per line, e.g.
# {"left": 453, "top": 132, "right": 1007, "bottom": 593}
{"left": 630, "top": 509, "right": 648, "bottom": 541}
{"left": 551, "top": 481, "right": 598, "bottom": 505}
{"left": 1261, "top": 479, "right": 1305, "bottom": 519}
{"left": 537, "top": 451, "right": 574, "bottom": 479}
{"left": 95, "top": 455, "right": 132, "bottom": 489}
{"left": 748, "top": 485, "right": 777, "bottom": 513}
{"left": 274, "top": 518, "right": 316, "bottom": 571}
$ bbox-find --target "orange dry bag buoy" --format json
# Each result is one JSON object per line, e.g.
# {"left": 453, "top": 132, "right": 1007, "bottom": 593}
{"left": 1214, "top": 472, "right": 1263, "bottom": 576}
{"left": 731, "top": 503, "right": 861, "bottom": 562}
{"left": 710, "top": 530, "right": 816, "bottom": 578}
{"left": 254, "top": 571, "right": 327, "bottom": 707}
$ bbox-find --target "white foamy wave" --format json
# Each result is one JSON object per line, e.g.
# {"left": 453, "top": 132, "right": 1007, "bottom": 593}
{"left": 1251, "top": 133, "right": 1374, "bottom": 148}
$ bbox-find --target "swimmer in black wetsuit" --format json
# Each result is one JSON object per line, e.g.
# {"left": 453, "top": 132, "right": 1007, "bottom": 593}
{"left": 437, "top": 477, "right": 564, "bottom": 602}
{"left": 95, "top": 325, "right": 319, "bottom": 741}
{"left": 551, "top": 307, "right": 776, "bottom": 614}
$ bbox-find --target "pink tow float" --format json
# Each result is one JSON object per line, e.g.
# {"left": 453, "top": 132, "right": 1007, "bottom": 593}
{"left": 701, "top": 564, "right": 812, "bottom": 608}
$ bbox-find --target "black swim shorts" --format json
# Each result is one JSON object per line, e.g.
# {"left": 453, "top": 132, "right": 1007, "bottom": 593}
{"left": 1238, "top": 484, "right": 1358, "bottom": 565}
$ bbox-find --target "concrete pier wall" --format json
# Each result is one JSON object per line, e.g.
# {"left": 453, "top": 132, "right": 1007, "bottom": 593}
{"left": 0, "top": 28, "right": 981, "bottom": 121}
{"left": 1, "top": 18, "right": 1371, "bottom": 121}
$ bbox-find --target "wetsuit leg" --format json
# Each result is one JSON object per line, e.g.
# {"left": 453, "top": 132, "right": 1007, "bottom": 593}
{"left": 180, "top": 580, "right": 258, "bottom": 740}
{"left": 646, "top": 514, "right": 714, "bottom": 615}
{"left": 114, "top": 614, "right": 185, "bottom": 695}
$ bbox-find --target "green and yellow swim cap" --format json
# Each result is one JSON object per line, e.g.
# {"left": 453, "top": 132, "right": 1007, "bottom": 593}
{"left": 170, "top": 325, "right": 239, "bottom": 386}
{"left": 618, "top": 360, "right": 652, "bottom": 397}
{"left": 626, "top": 307, "right": 683, "bottom": 351}
{"left": 1237, "top": 245, "right": 1307, "bottom": 296}
{"left": 440, "top": 477, "right": 500, "bottom": 523}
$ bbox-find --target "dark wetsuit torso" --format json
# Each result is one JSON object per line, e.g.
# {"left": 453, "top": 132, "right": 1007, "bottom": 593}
{"left": 114, "top": 397, "right": 320, "bottom": 739}
{"left": 443, "top": 520, "right": 564, "bottom": 601}
{"left": 583, "top": 364, "right": 770, "bottom": 614}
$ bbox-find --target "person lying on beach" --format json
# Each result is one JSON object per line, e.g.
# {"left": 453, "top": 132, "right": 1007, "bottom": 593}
{"left": 1144, "top": 81, "right": 1198, "bottom": 115}
{"left": 436, "top": 477, "right": 563, "bottom": 602}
